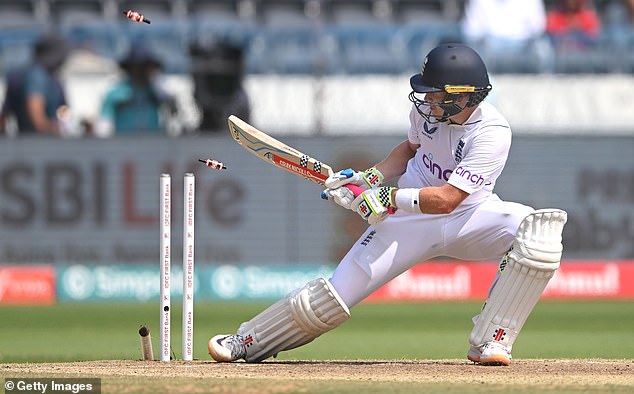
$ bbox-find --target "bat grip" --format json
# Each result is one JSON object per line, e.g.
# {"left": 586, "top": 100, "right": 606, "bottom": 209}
{"left": 343, "top": 184, "right": 365, "bottom": 196}
{"left": 327, "top": 184, "right": 397, "bottom": 215}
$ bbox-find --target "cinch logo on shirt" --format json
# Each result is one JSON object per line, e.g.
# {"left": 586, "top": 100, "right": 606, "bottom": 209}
{"left": 422, "top": 154, "right": 488, "bottom": 187}
{"left": 454, "top": 166, "right": 485, "bottom": 186}
{"left": 422, "top": 153, "right": 452, "bottom": 181}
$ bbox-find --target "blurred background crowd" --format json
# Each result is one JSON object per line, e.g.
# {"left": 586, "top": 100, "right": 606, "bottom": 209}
{"left": 0, "top": 1, "right": 632, "bottom": 303}
{"left": 0, "top": 0, "right": 633, "bottom": 137}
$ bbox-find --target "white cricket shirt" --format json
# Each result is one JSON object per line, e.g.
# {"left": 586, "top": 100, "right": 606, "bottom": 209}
{"left": 398, "top": 101, "right": 512, "bottom": 208}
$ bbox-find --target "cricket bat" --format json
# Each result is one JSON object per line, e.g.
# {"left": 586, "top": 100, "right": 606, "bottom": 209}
{"left": 226, "top": 115, "right": 365, "bottom": 198}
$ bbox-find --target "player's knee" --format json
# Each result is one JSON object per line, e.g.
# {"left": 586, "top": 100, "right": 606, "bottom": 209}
{"left": 289, "top": 278, "right": 350, "bottom": 335}
{"left": 510, "top": 209, "right": 567, "bottom": 270}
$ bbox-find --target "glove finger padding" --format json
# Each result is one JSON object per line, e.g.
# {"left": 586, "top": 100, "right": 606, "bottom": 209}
{"left": 368, "top": 211, "right": 389, "bottom": 225}
{"left": 325, "top": 167, "right": 384, "bottom": 190}
{"left": 325, "top": 169, "right": 361, "bottom": 189}
{"left": 351, "top": 194, "right": 372, "bottom": 221}
{"left": 322, "top": 187, "right": 356, "bottom": 210}
{"left": 351, "top": 187, "right": 394, "bottom": 224}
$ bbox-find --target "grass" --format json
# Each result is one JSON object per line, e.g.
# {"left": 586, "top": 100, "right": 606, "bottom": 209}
{"left": 1, "top": 300, "right": 633, "bottom": 362}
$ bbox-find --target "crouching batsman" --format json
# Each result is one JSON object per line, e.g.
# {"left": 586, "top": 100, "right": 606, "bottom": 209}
{"left": 208, "top": 43, "right": 567, "bottom": 366}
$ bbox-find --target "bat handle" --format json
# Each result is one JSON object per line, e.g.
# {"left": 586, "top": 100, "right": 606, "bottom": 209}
{"left": 323, "top": 184, "right": 397, "bottom": 215}
{"left": 343, "top": 184, "right": 365, "bottom": 196}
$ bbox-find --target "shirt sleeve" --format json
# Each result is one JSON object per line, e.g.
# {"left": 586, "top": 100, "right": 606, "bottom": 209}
{"left": 408, "top": 105, "right": 422, "bottom": 145}
{"left": 24, "top": 68, "right": 47, "bottom": 98}
{"left": 100, "top": 83, "right": 132, "bottom": 119}
{"left": 447, "top": 126, "right": 511, "bottom": 194}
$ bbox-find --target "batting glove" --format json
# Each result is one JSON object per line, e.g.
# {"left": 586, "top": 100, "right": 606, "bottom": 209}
{"left": 351, "top": 186, "right": 395, "bottom": 225}
{"left": 324, "top": 167, "right": 384, "bottom": 190}
{"left": 321, "top": 186, "right": 356, "bottom": 210}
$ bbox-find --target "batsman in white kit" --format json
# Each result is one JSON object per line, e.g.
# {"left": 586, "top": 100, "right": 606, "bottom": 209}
{"left": 209, "top": 43, "right": 567, "bottom": 366}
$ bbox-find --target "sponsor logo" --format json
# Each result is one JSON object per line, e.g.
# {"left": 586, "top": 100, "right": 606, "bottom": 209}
{"left": 422, "top": 153, "right": 453, "bottom": 181}
{"left": 454, "top": 166, "right": 486, "bottom": 186}
{"left": 274, "top": 155, "right": 325, "bottom": 183}
{"left": 422, "top": 150, "right": 490, "bottom": 187}
{"left": 380, "top": 266, "right": 471, "bottom": 299}
{"left": 493, "top": 328, "right": 506, "bottom": 341}
{"left": 244, "top": 335, "right": 254, "bottom": 347}
{"left": 423, "top": 122, "right": 438, "bottom": 135}
{"left": 366, "top": 173, "right": 380, "bottom": 187}
{"left": 0, "top": 266, "right": 55, "bottom": 304}
{"left": 358, "top": 202, "right": 369, "bottom": 216}
{"left": 545, "top": 264, "right": 620, "bottom": 296}
{"left": 422, "top": 148, "right": 491, "bottom": 187}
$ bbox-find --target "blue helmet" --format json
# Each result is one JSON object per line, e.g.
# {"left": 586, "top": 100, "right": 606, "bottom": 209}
{"left": 409, "top": 43, "right": 492, "bottom": 122}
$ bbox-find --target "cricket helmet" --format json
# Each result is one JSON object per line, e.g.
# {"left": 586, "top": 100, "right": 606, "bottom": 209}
{"left": 409, "top": 43, "right": 492, "bottom": 122}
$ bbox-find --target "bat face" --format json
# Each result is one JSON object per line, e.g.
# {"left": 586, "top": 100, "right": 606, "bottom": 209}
{"left": 227, "top": 115, "right": 395, "bottom": 214}
{"left": 227, "top": 115, "right": 333, "bottom": 185}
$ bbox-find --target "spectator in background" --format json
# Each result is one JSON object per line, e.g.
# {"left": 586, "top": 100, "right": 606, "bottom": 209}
{"left": 605, "top": 0, "right": 634, "bottom": 72}
{"left": 546, "top": 0, "right": 602, "bottom": 51}
{"left": 95, "top": 44, "right": 176, "bottom": 137}
{"left": 461, "top": 0, "right": 552, "bottom": 73}
{"left": 0, "top": 34, "right": 72, "bottom": 136}
{"left": 605, "top": 0, "right": 634, "bottom": 31}
{"left": 190, "top": 40, "right": 250, "bottom": 132}
{"left": 606, "top": 0, "right": 634, "bottom": 25}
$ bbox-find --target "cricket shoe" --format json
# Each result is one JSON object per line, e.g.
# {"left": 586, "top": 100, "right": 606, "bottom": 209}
{"left": 467, "top": 342, "right": 512, "bottom": 366}
{"left": 208, "top": 334, "right": 247, "bottom": 362}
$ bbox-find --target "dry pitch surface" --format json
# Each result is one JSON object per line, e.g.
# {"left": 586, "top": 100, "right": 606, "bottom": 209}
{"left": 2, "top": 359, "right": 633, "bottom": 393}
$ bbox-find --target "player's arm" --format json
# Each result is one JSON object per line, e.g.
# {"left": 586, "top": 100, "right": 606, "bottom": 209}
{"left": 335, "top": 140, "right": 468, "bottom": 223}
{"left": 323, "top": 140, "right": 417, "bottom": 209}
{"left": 392, "top": 184, "right": 469, "bottom": 215}
{"left": 353, "top": 182, "right": 469, "bottom": 225}
{"left": 325, "top": 140, "right": 417, "bottom": 190}
{"left": 374, "top": 139, "right": 418, "bottom": 183}
{"left": 26, "top": 94, "right": 60, "bottom": 134}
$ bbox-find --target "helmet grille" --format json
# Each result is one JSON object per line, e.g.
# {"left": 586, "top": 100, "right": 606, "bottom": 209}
{"left": 467, "top": 85, "right": 492, "bottom": 107}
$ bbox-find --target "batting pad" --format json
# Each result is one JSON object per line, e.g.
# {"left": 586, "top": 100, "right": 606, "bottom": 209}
{"left": 470, "top": 209, "right": 567, "bottom": 349}
{"left": 237, "top": 278, "right": 350, "bottom": 362}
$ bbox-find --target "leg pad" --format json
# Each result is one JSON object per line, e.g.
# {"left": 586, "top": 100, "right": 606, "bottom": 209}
{"left": 470, "top": 209, "right": 567, "bottom": 349}
{"left": 237, "top": 277, "right": 350, "bottom": 362}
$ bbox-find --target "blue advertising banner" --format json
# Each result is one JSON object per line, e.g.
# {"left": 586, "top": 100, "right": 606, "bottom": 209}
{"left": 56, "top": 264, "right": 334, "bottom": 302}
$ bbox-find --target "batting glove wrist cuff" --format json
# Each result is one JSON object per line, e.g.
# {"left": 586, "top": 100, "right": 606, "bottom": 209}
{"left": 362, "top": 167, "right": 384, "bottom": 189}
{"left": 395, "top": 188, "right": 421, "bottom": 213}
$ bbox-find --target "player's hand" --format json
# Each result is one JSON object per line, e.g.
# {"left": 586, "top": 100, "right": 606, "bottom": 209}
{"left": 351, "top": 187, "right": 395, "bottom": 225}
{"left": 322, "top": 187, "right": 356, "bottom": 210}
{"left": 324, "top": 167, "right": 384, "bottom": 190}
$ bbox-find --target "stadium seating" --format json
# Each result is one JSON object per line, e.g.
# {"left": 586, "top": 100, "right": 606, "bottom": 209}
{"left": 0, "top": 0, "right": 632, "bottom": 75}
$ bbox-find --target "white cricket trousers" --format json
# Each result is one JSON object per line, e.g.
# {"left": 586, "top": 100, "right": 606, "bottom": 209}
{"left": 330, "top": 194, "right": 534, "bottom": 307}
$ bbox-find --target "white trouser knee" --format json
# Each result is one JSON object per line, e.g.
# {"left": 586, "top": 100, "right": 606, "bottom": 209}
{"left": 470, "top": 209, "right": 567, "bottom": 349}
{"left": 237, "top": 277, "right": 350, "bottom": 362}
